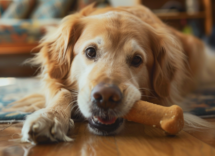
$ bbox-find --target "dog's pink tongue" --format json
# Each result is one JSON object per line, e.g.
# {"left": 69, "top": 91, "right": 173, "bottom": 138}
{"left": 97, "top": 117, "right": 117, "bottom": 124}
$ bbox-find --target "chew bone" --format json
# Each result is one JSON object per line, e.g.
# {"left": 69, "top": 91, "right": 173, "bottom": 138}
{"left": 124, "top": 100, "right": 184, "bottom": 135}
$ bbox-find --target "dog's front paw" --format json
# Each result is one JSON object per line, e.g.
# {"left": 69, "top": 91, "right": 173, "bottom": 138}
{"left": 21, "top": 108, "right": 74, "bottom": 144}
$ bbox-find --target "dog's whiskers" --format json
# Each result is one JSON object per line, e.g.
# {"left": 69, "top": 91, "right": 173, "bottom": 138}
{"left": 74, "top": 107, "right": 81, "bottom": 115}
{"left": 71, "top": 103, "right": 77, "bottom": 111}
{"left": 140, "top": 94, "right": 157, "bottom": 99}
{"left": 65, "top": 100, "right": 77, "bottom": 110}
{"left": 138, "top": 87, "right": 153, "bottom": 91}
{"left": 137, "top": 87, "right": 157, "bottom": 98}
{"left": 126, "top": 75, "right": 137, "bottom": 82}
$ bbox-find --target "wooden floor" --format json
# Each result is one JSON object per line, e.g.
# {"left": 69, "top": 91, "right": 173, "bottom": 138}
{"left": 1, "top": 119, "right": 215, "bottom": 156}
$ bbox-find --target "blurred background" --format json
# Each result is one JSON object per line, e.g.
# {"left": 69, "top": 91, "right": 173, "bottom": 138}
{"left": 0, "top": 0, "right": 214, "bottom": 77}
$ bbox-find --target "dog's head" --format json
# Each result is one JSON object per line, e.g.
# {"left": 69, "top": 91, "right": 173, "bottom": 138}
{"left": 37, "top": 5, "right": 184, "bottom": 135}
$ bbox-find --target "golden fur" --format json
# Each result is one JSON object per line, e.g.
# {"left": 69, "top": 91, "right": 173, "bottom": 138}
{"left": 9, "top": 4, "right": 215, "bottom": 144}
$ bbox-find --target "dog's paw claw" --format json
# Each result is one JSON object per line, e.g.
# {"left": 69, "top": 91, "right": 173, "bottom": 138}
{"left": 63, "top": 135, "right": 74, "bottom": 142}
{"left": 69, "top": 119, "right": 75, "bottom": 129}
{"left": 32, "top": 123, "right": 39, "bottom": 132}
{"left": 22, "top": 109, "right": 73, "bottom": 144}
{"left": 51, "top": 127, "right": 56, "bottom": 135}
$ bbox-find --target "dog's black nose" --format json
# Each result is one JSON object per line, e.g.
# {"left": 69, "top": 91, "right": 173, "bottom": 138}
{"left": 91, "top": 83, "right": 122, "bottom": 109}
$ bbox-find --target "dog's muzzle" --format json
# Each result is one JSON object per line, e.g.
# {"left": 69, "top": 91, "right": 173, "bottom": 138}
{"left": 88, "top": 83, "right": 124, "bottom": 135}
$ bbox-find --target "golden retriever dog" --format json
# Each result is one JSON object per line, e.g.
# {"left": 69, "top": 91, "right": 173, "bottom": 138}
{"left": 12, "top": 4, "right": 215, "bottom": 144}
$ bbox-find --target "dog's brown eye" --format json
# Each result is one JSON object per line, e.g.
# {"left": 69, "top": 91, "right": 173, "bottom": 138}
{"left": 131, "top": 55, "right": 142, "bottom": 67}
{"left": 86, "top": 47, "right": 96, "bottom": 59}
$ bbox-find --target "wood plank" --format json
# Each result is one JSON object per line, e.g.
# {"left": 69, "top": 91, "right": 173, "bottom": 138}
{"left": 0, "top": 122, "right": 119, "bottom": 156}
{"left": 0, "top": 54, "right": 37, "bottom": 77}
{"left": 38, "top": 123, "right": 119, "bottom": 156}
{"left": 156, "top": 12, "right": 205, "bottom": 20}
{"left": 73, "top": 123, "right": 119, "bottom": 156}
{"left": 0, "top": 121, "right": 215, "bottom": 156}
{"left": 0, "top": 43, "right": 39, "bottom": 55}
{"left": 115, "top": 122, "right": 215, "bottom": 156}
{"left": 187, "top": 118, "right": 215, "bottom": 147}
{"left": 203, "top": 0, "right": 213, "bottom": 35}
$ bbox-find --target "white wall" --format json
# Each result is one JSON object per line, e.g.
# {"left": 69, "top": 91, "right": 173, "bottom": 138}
{"left": 109, "top": 0, "right": 139, "bottom": 7}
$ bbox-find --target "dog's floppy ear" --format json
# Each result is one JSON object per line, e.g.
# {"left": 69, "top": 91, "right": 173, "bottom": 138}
{"left": 37, "top": 4, "right": 99, "bottom": 80}
{"left": 152, "top": 47, "right": 175, "bottom": 98}
{"left": 37, "top": 13, "right": 84, "bottom": 80}
{"left": 80, "top": 2, "right": 97, "bottom": 16}
{"left": 151, "top": 30, "right": 184, "bottom": 98}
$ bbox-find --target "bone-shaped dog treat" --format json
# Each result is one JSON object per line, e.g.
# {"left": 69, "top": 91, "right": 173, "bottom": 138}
{"left": 124, "top": 100, "right": 184, "bottom": 135}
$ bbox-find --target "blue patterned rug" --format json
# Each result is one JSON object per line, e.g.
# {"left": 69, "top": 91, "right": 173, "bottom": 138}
{"left": 0, "top": 78, "right": 39, "bottom": 123}
{"left": 187, "top": 87, "right": 215, "bottom": 118}
{"left": 0, "top": 78, "right": 215, "bottom": 123}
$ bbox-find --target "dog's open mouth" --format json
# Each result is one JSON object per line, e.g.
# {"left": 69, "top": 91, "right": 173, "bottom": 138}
{"left": 88, "top": 116, "right": 124, "bottom": 135}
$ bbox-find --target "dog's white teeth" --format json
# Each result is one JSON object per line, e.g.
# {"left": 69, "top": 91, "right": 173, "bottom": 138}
{"left": 98, "top": 121, "right": 103, "bottom": 124}
{"left": 93, "top": 116, "right": 106, "bottom": 124}
{"left": 93, "top": 116, "right": 98, "bottom": 121}
{"left": 93, "top": 116, "right": 102, "bottom": 124}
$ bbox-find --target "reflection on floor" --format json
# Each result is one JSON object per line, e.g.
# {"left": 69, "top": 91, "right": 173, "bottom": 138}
{"left": 1, "top": 120, "right": 215, "bottom": 156}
